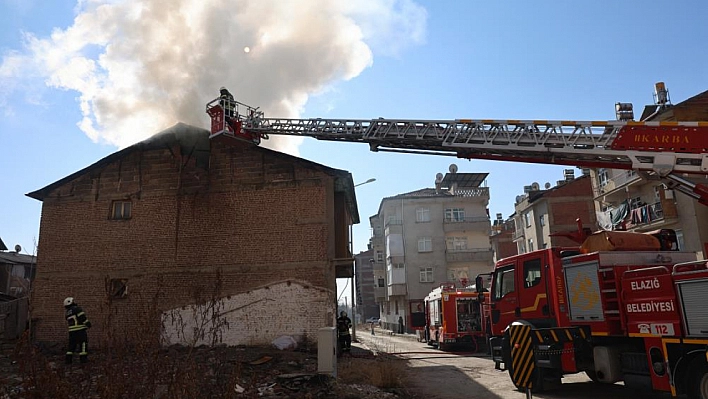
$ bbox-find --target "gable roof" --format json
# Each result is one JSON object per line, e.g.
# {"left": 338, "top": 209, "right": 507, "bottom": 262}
{"left": 26, "top": 123, "right": 359, "bottom": 223}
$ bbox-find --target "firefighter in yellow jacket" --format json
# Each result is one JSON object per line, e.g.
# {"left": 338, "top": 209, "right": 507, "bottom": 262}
{"left": 64, "top": 297, "right": 92, "bottom": 364}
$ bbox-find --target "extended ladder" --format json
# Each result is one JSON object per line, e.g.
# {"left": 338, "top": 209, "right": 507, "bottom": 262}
{"left": 206, "top": 97, "right": 708, "bottom": 204}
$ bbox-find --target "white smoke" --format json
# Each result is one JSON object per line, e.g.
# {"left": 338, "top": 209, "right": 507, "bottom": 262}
{"left": 0, "top": 0, "right": 427, "bottom": 154}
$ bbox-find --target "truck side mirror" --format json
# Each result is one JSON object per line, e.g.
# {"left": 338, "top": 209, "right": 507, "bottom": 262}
{"left": 475, "top": 275, "right": 484, "bottom": 293}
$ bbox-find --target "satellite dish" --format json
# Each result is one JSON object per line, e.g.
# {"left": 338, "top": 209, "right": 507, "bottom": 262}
{"left": 544, "top": 182, "right": 551, "bottom": 189}
{"left": 435, "top": 172, "right": 444, "bottom": 182}
{"left": 449, "top": 164, "right": 458, "bottom": 173}
{"left": 531, "top": 182, "right": 540, "bottom": 191}
{"left": 14, "top": 244, "right": 21, "bottom": 253}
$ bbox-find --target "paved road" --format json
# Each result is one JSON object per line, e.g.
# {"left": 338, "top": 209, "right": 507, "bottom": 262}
{"left": 355, "top": 328, "right": 672, "bottom": 399}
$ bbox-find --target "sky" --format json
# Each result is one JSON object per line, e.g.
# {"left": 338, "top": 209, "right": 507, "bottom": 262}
{"left": 2, "top": 0, "right": 708, "bottom": 305}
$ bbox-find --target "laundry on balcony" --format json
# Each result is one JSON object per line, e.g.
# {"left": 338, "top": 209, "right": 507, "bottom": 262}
{"left": 628, "top": 204, "right": 659, "bottom": 226}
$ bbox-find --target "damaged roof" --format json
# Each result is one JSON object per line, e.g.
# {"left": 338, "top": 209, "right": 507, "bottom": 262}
{"left": 26, "top": 123, "right": 359, "bottom": 224}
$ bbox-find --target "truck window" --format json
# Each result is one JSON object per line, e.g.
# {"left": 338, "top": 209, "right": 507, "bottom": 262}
{"left": 492, "top": 265, "right": 515, "bottom": 301}
{"left": 523, "top": 258, "right": 542, "bottom": 288}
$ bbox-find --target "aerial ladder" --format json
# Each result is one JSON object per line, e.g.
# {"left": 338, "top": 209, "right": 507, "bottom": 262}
{"left": 205, "top": 94, "right": 708, "bottom": 205}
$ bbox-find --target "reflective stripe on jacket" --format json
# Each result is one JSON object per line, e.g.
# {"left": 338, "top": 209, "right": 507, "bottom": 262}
{"left": 66, "top": 305, "right": 89, "bottom": 332}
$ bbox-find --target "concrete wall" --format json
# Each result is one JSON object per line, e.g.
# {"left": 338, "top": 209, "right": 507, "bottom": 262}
{"left": 162, "top": 280, "right": 331, "bottom": 346}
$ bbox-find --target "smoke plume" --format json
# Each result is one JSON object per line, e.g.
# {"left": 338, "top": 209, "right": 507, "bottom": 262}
{"left": 0, "top": 0, "right": 426, "bottom": 154}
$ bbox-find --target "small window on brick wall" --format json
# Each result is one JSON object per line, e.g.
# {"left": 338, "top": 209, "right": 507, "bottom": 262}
{"left": 108, "top": 279, "right": 128, "bottom": 299}
{"left": 111, "top": 201, "right": 132, "bottom": 220}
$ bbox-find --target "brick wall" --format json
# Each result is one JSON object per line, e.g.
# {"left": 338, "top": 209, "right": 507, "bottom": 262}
{"left": 30, "top": 130, "right": 343, "bottom": 346}
{"left": 546, "top": 176, "right": 597, "bottom": 247}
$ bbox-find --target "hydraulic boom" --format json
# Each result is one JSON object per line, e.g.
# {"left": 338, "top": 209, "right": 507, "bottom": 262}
{"left": 206, "top": 96, "right": 708, "bottom": 204}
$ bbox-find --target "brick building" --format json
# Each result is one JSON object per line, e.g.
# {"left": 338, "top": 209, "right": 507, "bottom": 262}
{"left": 27, "top": 123, "right": 359, "bottom": 347}
{"left": 513, "top": 171, "right": 597, "bottom": 253}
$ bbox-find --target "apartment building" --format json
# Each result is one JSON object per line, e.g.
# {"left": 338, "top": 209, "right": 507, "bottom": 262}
{"left": 590, "top": 84, "right": 708, "bottom": 257}
{"left": 513, "top": 170, "right": 596, "bottom": 254}
{"left": 490, "top": 213, "right": 517, "bottom": 262}
{"left": 370, "top": 165, "right": 493, "bottom": 332}
{"left": 354, "top": 249, "right": 379, "bottom": 323}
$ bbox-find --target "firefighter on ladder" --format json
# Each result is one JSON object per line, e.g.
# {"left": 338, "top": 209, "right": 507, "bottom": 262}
{"left": 64, "top": 297, "right": 92, "bottom": 364}
{"left": 219, "top": 87, "right": 236, "bottom": 118}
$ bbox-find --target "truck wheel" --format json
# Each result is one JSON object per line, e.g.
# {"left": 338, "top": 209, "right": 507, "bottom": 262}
{"left": 687, "top": 362, "right": 708, "bottom": 399}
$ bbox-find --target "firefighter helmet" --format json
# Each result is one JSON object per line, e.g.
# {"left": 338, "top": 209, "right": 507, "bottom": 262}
{"left": 63, "top": 297, "right": 74, "bottom": 307}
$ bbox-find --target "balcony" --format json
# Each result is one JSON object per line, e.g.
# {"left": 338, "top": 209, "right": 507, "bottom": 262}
{"left": 387, "top": 283, "right": 407, "bottom": 296}
{"left": 602, "top": 200, "right": 678, "bottom": 230}
{"left": 594, "top": 172, "right": 641, "bottom": 199}
{"left": 443, "top": 216, "right": 490, "bottom": 233}
{"left": 446, "top": 248, "right": 495, "bottom": 263}
{"left": 374, "top": 287, "right": 386, "bottom": 301}
{"left": 452, "top": 187, "right": 490, "bottom": 199}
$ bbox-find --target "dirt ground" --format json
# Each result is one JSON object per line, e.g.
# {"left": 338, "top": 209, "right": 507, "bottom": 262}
{"left": 0, "top": 338, "right": 413, "bottom": 399}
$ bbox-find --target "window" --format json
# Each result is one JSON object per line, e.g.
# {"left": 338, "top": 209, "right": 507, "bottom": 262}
{"left": 108, "top": 279, "right": 128, "bottom": 299}
{"left": 527, "top": 238, "right": 534, "bottom": 252}
{"left": 395, "top": 301, "right": 399, "bottom": 315}
{"left": 539, "top": 214, "right": 546, "bottom": 227}
{"left": 598, "top": 168, "right": 609, "bottom": 188}
{"left": 446, "top": 237, "right": 468, "bottom": 250}
{"left": 387, "top": 216, "right": 402, "bottom": 225}
{"left": 416, "top": 207, "right": 431, "bottom": 222}
{"left": 629, "top": 196, "right": 642, "bottom": 209}
{"left": 523, "top": 258, "right": 542, "bottom": 288}
{"left": 654, "top": 185, "right": 663, "bottom": 203}
{"left": 378, "top": 278, "right": 385, "bottom": 287}
{"left": 492, "top": 265, "right": 515, "bottom": 301}
{"left": 418, "top": 237, "right": 432, "bottom": 252}
{"left": 393, "top": 263, "right": 405, "bottom": 269}
{"left": 444, "top": 208, "right": 465, "bottom": 222}
{"left": 518, "top": 242, "right": 526, "bottom": 254}
{"left": 419, "top": 267, "right": 434, "bottom": 282}
{"left": 111, "top": 201, "right": 132, "bottom": 220}
{"left": 375, "top": 251, "right": 384, "bottom": 262}
{"left": 524, "top": 212, "right": 532, "bottom": 228}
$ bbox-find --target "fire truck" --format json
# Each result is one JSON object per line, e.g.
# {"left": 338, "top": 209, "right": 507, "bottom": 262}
{"left": 422, "top": 282, "right": 488, "bottom": 352}
{"left": 206, "top": 85, "right": 708, "bottom": 398}
{"left": 472, "top": 225, "right": 708, "bottom": 398}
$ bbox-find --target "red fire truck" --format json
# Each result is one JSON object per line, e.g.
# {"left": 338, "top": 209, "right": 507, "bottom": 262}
{"left": 422, "top": 282, "right": 488, "bottom": 352}
{"left": 475, "top": 227, "right": 708, "bottom": 398}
